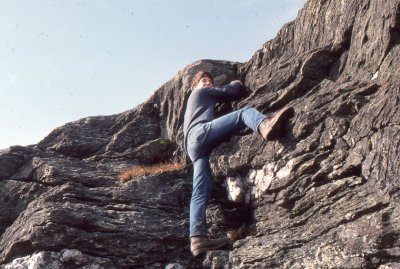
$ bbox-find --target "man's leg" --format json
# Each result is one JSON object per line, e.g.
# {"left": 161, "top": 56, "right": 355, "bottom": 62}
{"left": 188, "top": 106, "right": 292, "bottom": 230}
{"left": 188, "top": 107, "right": 264, "bottom": 236}
{"left": 189, "top": 154, "right": 230, "bottom": 256}
{"left": 189, "top": 155, "right": 213, "bottom": 237}
{"left": 203, "top": 106, "right": 294, "bottom": 148}
{"left": 187, "top": 106, "right": 293, "bottom": 256}
{"left": 201, "top": 106, "right": 266, "bottom": 150}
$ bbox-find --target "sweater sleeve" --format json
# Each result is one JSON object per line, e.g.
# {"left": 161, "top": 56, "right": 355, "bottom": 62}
{"left": 206, "top": 81, "right": 247, "bottom": 102}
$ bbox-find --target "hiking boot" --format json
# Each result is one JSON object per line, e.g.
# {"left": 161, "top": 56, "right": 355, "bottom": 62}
{"left": 258, "top": 107, "right": 294, "bottom": 140}
{"left": 190, "top": 236, "right": 231, "bottom": 257}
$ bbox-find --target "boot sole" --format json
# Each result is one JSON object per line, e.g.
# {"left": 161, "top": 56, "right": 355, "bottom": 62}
{"left": 191, "top": 240, "right": 231, "bottom": 257}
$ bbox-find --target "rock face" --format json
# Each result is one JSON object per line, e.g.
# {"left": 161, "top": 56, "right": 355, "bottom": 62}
{"left": 1, "top": 0, "right": 400, "bottom": 268}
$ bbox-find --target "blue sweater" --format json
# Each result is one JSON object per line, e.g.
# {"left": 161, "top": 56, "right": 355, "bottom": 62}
{"left": 183, "top": 81, "right": 245, "bottom": 150}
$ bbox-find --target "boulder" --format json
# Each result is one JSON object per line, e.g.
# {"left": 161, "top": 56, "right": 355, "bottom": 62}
{"left": 1, "top": 0, "right": 399, "bottom": 268}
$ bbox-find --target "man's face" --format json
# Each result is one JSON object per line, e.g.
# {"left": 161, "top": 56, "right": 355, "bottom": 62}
{"left": 194, "top": 77, "right": 213, "bottom": 90}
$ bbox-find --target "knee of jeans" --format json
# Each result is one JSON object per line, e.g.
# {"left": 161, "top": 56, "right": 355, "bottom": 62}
{"left": 187, "top": 150, "right": 197, "bottom": 162}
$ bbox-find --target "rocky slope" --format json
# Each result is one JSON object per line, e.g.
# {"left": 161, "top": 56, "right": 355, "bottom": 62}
{"left": 1, "top": 0, "right": 400, "bottom": 268}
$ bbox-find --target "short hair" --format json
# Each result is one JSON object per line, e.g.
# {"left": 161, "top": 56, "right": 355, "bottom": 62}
{"left": 191, "top": 71, "right": 214, "bottom": 89}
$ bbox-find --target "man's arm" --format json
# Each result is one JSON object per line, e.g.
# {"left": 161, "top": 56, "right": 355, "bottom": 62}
{"left": 207, "top": 80, "right": 249, "bottom": 102}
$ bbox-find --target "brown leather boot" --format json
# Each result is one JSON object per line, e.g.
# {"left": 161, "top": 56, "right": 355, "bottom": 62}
{"left": 190, "top": 236, "right": 231, "bottom": 257}
{"left": 258, "top": 107, "right": 294, "bottom": 140}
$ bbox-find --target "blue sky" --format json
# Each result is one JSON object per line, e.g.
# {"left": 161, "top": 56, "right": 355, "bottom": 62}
{"left": 0, "top": 0, "right": 305, "bottom": 149}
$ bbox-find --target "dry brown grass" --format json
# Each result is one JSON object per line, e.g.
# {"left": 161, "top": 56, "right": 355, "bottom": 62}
{"left": 118, "top": 162, "right": 185, "bottom": 183}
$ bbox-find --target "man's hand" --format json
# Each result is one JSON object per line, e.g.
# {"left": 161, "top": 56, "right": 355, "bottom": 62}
{"left": 231, "top": 80, "right": 250, "bottom": 98}
{"left": 231, "top": 80, "right": 243, "bottom": 85}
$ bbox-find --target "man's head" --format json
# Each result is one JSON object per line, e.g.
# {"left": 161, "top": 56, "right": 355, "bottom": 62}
{"left": 191, "top": 71, "right": 214, "bottom": 90}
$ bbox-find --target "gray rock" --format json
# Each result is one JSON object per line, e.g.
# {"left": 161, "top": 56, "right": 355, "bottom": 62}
{"left": 1, "top": 0, "right": 399, "bottom": 268}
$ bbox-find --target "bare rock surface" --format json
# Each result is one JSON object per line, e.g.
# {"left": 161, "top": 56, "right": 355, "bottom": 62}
{"left": 1, "top": 0, "right": 400, "bottom": 268}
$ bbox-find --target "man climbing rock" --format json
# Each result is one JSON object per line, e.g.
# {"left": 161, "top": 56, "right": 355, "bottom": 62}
{"left": 183, "top": 71, "right": 294, "bottom": 256}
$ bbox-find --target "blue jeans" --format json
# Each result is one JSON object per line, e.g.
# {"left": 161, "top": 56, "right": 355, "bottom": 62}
{"left": 186, "top": 107, "right": 265, "bottom": 237}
